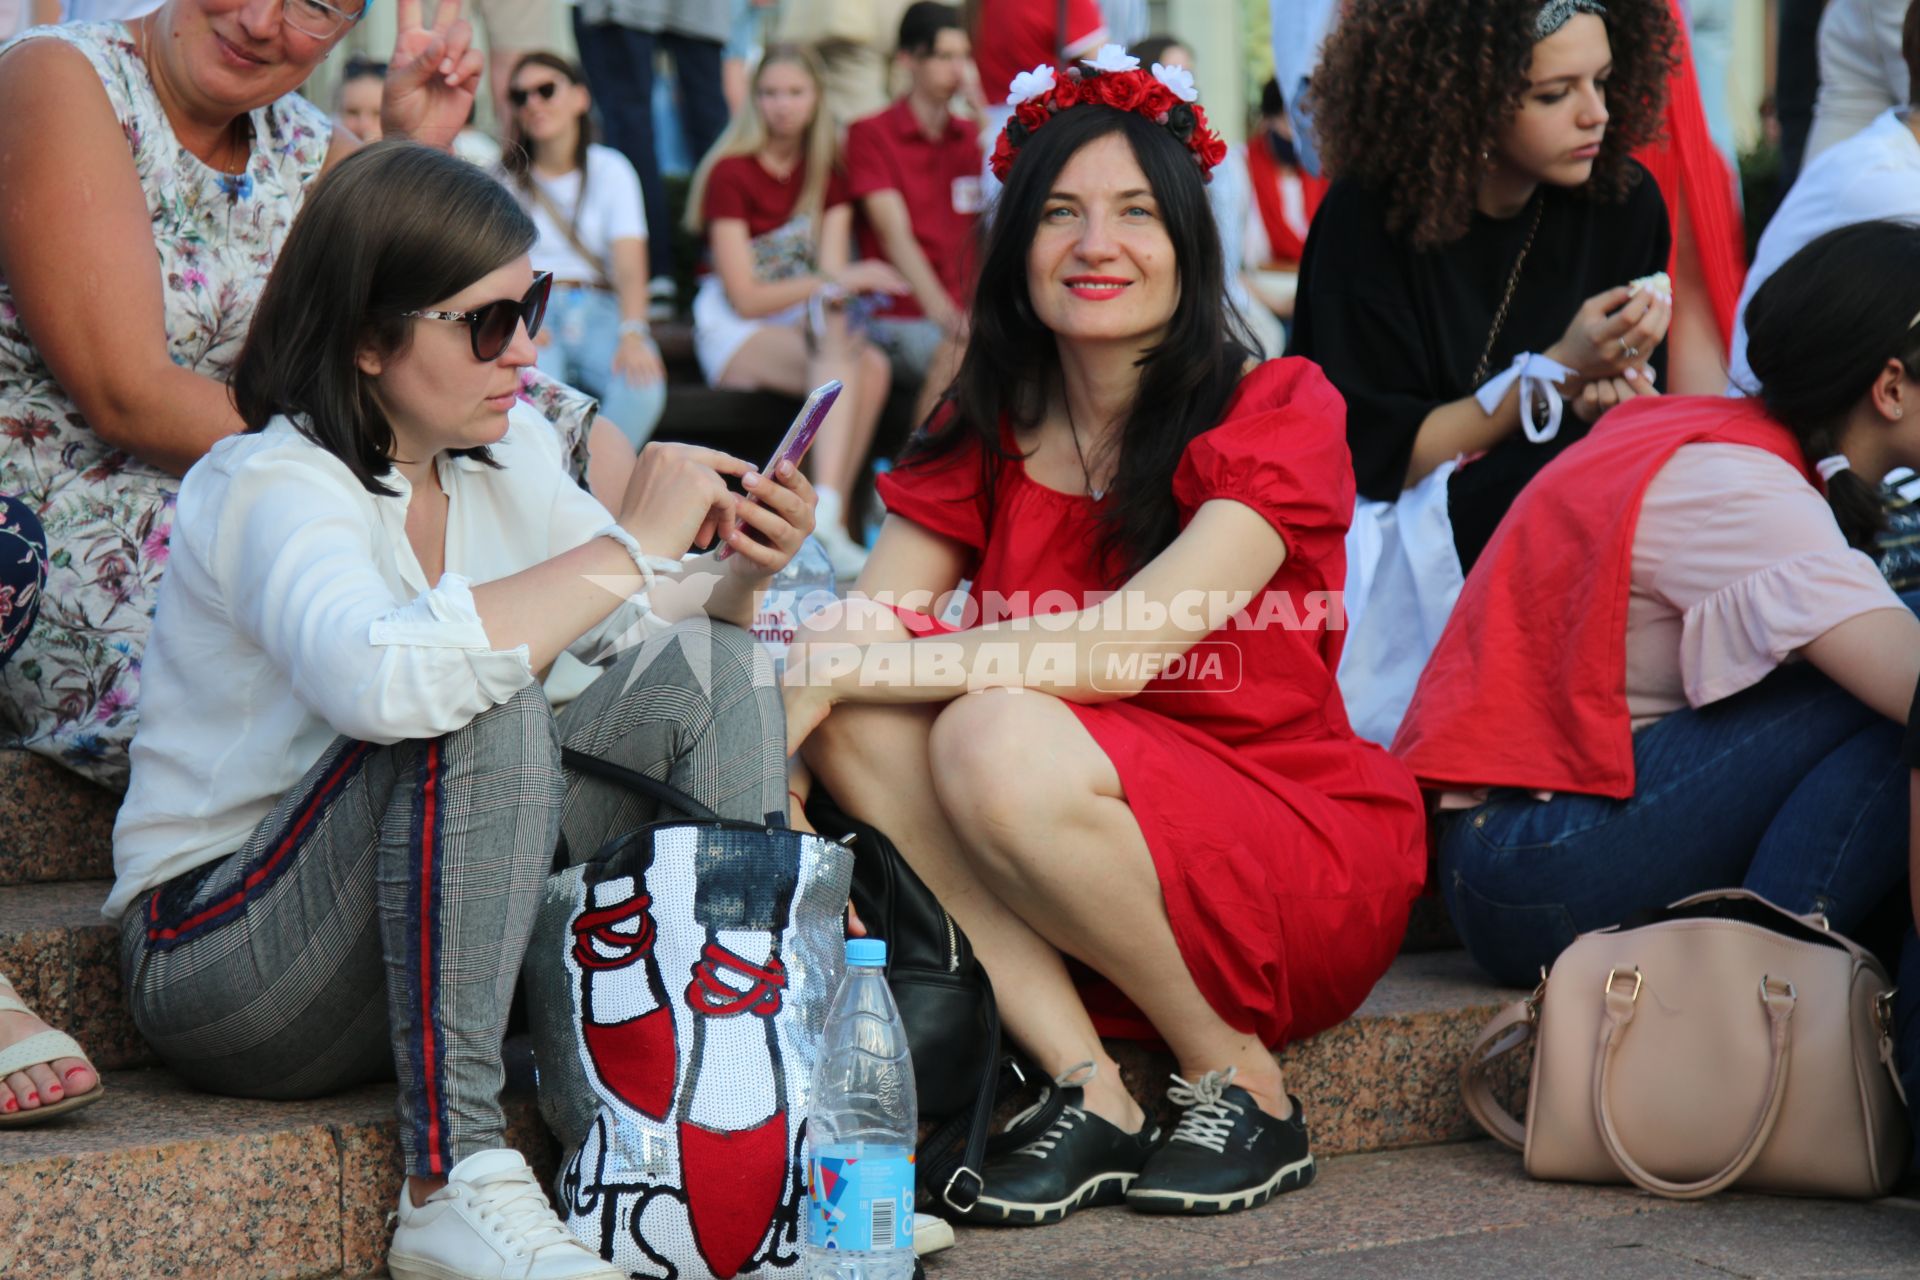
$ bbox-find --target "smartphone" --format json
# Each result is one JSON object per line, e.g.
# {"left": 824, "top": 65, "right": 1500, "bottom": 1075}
{"left": 716, "top": 379, "right": 842, "bottom": 560}
{"left": 764, "top": 378, "right": 842, "bottom": 476}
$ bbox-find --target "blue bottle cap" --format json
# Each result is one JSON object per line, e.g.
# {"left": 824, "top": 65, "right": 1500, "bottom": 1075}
{"left": 846, "top": 938, "right": 887, "bottom": 967}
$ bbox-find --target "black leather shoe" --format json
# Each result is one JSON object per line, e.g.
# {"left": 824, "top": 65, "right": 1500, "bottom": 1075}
{"left": 1126, "top": 1071, "right": 1315, "bottom": 1215}
{"left": 960, "top": 1084, "right": 1160, "bottom": 1227}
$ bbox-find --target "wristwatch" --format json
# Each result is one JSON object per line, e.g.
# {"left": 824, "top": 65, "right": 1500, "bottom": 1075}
{"left": 618, "top": 319, "right": 650, "bottom": 339}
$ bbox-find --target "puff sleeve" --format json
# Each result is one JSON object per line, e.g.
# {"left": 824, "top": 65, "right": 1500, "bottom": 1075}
{"left": 876, "top": 428, "right": 992, "bottom": 563}
{"left": 1172, "top": 359, "right": 1356, "bottom": 564}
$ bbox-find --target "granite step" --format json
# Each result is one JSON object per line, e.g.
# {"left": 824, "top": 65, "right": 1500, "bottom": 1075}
{"left": 0, "top": 750, "right": 115, "bottom": 888}
{"left": 0, "top": 950, "right": 1521, "bottom": 1278}
{"left": 0, "top": 879, "right": 150, "bottom": 1072}
{"left": 2, "top": 871, "right": 1505, "bottom": 1140}
{"left": 0, "top": 1068, "right": 555, "bottom": 1280}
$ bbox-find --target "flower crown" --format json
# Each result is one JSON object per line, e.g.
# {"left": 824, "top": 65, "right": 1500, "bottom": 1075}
{"left": 990, "top": 45, "right": 1229, "bottom": 184}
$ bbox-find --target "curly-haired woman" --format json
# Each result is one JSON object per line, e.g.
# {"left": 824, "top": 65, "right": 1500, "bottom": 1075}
{"left": 1289, "top": 0, "right": 1680, "bottom": 741}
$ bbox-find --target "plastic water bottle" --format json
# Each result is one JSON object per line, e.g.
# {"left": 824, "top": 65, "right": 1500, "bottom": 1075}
{"left": 753, "top": 535, "right": 837, "bottom": 678}
{"left": 805, "top": 938, "right": 917, "bottom": 1279}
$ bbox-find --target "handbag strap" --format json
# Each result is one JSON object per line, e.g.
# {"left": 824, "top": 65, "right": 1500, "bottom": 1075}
{"left": 561, "top": 747, "right": 721, "bottom": 822}
{"left": 525, "top": 172, "right": 614, "bottom": 291}
{"left": 916, "top": 982, "right": 1006, "bottom": 1214}
{"left": 1459, "top": 1000, "right": 1534, "bottom": 1152}
{"left": 1592, "top": 974, "right": 1796, "bottom": 1200}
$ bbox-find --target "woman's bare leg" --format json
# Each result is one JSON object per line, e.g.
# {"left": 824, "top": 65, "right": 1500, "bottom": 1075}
{"left": 797, "top": 600, "right": 1146, "bottom": 1131}
{"left": 928, "top": 687, "right": 1291, "bottom": 1120}
{"left": 808, "top": 331, "right": 891, "bottom": 528}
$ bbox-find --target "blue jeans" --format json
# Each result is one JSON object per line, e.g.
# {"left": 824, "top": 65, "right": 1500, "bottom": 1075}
{"left": 1439, "top": 659, "right": 1911, "bottom": 986}
{"left": 571, "top": 17, "right": 729, "bottom": 281}
{"left": 535, "top": 286, "right": 667, "bottom": 448}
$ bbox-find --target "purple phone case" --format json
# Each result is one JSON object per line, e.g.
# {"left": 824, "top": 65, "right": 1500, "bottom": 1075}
{"left": 768, "top": 381, "right": 842, "bottom": 474}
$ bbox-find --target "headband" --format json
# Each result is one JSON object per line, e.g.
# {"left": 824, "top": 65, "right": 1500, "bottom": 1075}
{"left": 992, "top": 45, "right": 1228, "bottom": 184}
{"left": 1534, "top": 0, "right": 1607, "bottom": 39}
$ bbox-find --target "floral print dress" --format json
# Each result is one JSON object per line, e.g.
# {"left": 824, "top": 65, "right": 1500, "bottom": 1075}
{"left": 0, "top": 23, "right": 597, "bottom": 788}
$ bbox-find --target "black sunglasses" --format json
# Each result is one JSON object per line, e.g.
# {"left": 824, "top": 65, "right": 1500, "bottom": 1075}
{"left": 508, "top": 80, "right": 562, "bottom": 108}
{"left": 404, "top": 272, "right": 552, "bottom": 361}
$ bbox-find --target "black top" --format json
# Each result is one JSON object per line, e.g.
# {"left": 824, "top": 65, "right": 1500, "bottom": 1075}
{"left": 1288, "top": 169, "right": 1671, "bottom": 569}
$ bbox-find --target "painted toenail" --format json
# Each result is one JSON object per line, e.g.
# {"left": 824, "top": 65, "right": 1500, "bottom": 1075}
{"left": 46, "top": 1085, "right": 62, "bottom": 1098}
{"left": 3, "top": 1098, "right": 15, "bottom": 1112}
{"left": 65, "top": 1067, "right": 88, "bottom": 1081}
{"left": 24, "top": 1093, "right": 36, "bottom": 1104}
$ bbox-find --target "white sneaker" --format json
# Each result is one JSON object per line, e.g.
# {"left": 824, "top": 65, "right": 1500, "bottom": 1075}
{"left": 913, "top": 1211, "right": 956, "bottom": 1257}
{"left": 811, "top": 487, "right": 870, "bottom": 581}
{"left": 386, "top": 1149, "right": 622, "bottom": 1280}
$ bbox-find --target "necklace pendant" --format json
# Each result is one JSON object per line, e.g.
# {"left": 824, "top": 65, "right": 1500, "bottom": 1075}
{"left": 1090, "top": 485, "right": 1106, "bottom": 501}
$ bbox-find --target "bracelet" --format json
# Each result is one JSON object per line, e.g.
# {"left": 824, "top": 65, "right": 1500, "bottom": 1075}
{"left": 596, "top": 525, "right": 679, "bottom": 593}
{"left": 617, "top": 319, "right": 651, "bottom": 339}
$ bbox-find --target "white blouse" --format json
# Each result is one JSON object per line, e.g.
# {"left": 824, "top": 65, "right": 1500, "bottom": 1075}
{"left": 108, "top": 406, "right": 666, "bottom": 920}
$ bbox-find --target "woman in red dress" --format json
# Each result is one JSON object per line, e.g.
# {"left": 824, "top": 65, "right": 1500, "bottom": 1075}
{"left": 785, "top": 50, "right": 1426, "bottom": 1225}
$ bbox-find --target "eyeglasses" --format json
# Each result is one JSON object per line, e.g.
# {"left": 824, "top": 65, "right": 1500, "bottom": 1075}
{"left": 284, "top": 0, "right": 365, "bottom": 40}
{"left": 405, "top": 273, "right": 552, "bottom": 361}
{"left": 508, "top": 81, "right": 562, "bottom": 108}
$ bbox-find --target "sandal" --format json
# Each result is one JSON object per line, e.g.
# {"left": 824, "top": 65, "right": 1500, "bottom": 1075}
{"left": 0, "top": 987, "right": 103, "bottom": 1126}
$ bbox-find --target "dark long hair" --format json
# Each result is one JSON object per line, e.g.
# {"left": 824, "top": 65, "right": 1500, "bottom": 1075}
{"left": 231, "top": 141, "right": 536, "bottom": 495}
{"left": 903, "top": 105, "right": 1256, "bottom": 582}
{"left": 1744, "top": 220, "right": 1920, "bottom": 551}
{"left": 500, "top": 51, "right": 594, "bottom": 188}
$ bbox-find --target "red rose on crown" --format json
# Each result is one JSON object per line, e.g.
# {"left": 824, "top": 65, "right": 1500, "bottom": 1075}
{"left": 1099, "top": 72, "right": 1149, "bottom": 112}
{"left": 1014, "top": 99, "right": 1050, "bottom": 132}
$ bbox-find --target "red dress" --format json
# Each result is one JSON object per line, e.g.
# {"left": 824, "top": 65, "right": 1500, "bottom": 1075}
{"left": 873, "top": 360, "right": 1427, "bottom": 1048}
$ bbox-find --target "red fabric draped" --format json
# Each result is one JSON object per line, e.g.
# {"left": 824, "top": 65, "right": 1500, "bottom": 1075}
{"left": 1631, "top": 0, "right": 1747, "bottom": 351}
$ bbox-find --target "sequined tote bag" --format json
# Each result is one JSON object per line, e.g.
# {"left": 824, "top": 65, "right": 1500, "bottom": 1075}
{"left": 527, "top": 751, "right": 855, "bottom": 1280}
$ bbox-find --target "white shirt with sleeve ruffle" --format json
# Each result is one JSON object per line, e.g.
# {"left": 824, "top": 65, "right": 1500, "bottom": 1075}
{"left": 106, "top": 404, "right": 668, "bottom": 920}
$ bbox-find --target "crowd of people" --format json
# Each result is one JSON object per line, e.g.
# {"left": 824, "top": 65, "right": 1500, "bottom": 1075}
{"left": 2, "top": 0, "right": 1920, "bottom": 1277}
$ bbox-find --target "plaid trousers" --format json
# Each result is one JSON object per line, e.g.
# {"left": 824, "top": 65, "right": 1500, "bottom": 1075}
{"left": 119, "top": 620, "right": 784, "bottom": 1175}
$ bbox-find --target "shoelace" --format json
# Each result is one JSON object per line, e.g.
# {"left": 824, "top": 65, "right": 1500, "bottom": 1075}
{"left": 1008, "top": 1060, "right": 1098, "bottom": 1161}
{"left": 684, "top": 941, "right": 787, "bottom": 1017}
{"left": 1165, "top": 1068, "right": 1244, "bottom": 1154}
{"left": 1014, "top": 1105, "right": 1086, "bottom": 1160}
{"left": 570, "top": 896, "right": 656, "bottom": 970}
{"left": 455, "top": 1164, "right": 590, "bottom": 1259}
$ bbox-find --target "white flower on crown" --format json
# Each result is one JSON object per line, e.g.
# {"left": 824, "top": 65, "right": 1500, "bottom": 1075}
{"left": 1151, "top": 62, "right": 1198, "bottom": 102}
{"left": 1006, "top": 64, "right": 1057, "bottom": 106}
{"left": 1083, "top": 43, "right": 1141, "bottom": 74}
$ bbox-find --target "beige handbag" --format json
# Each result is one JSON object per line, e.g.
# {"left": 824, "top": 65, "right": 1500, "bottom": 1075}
{"left": 1461, "top": 889, "right": 1909, "bottom": 1199}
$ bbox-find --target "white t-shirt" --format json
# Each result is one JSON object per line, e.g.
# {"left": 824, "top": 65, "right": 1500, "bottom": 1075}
{"left": 108, "top": 406, "right": 672, "bottom": 921}
{"left": 1728, "top": 108, "right": 1920, "bottom": 393}
{"left": 520, "top": 143, "right": 647, "bottom": 284}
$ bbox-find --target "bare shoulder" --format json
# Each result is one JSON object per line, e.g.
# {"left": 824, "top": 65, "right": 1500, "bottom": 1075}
{"left": 319, "top": 122, "right": 362, "bottom": 177}
{"left": 0, "top": 37, "right": 124, "bottom": 153}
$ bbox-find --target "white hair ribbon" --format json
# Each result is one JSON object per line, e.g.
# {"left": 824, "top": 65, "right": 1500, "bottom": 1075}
{"left": 1475, "top": 352, "right": 1577, "bottom": 444}
{"left": 1815, "top": 455, "right": 1852, "bottom": 482}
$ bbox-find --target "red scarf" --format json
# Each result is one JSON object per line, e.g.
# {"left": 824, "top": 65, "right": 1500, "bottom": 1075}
{"left": 1631, "top": 0, "right": 1747, "bottom": 349}
{"left": 1392, "top": 396, "right": 1816, "bottom": 799}
{"left": 1246, "top": 139, "right": 1328, "bottom": 270}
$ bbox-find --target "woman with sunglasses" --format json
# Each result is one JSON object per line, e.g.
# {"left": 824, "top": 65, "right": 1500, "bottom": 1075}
{"left": 0, "top": 0, "right": 640, "bottom": 800}
{"left": 112, "top": 141, "right": 814, "bottom": 1280}
{"left": 501, "top": 51, "right": 668, "bottom": 448}
{"left": 0, "top": 0, "right": 476, "bottom": 1134}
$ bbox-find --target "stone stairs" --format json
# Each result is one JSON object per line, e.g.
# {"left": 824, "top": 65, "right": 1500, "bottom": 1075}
{"left": 0, "top": 750, "right": 1530, "bottom": 1280}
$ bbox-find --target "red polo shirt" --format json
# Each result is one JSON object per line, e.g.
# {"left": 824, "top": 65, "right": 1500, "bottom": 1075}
{"left": 702, "top": 152, "right": 852, "bottom": 239}
{"left": 846, "top": 98, "right": 984, "bottom": 320}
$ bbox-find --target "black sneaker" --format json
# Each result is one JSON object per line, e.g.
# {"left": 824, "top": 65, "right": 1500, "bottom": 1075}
{"left": 1126, "top": 1070, "right": 1315, "bottom": 1215}
{"left": 961, "top": 1079, "right": 1161, "bottom": 1226}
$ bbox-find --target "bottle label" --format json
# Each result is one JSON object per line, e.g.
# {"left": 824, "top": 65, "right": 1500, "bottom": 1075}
{"left": 807, "top": 1145, "right": 915, "bottom": 1253}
